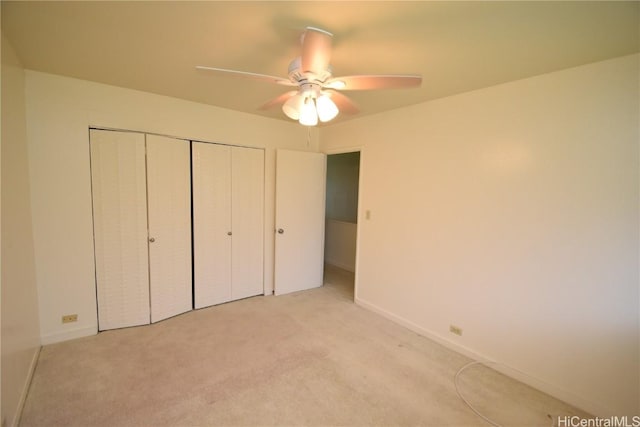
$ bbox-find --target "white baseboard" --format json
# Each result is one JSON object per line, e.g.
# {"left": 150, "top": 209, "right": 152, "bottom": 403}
{"left": 10, "top": 346, "right": 41, "bottom": 427}
{"left": 40, "top": 325, "right": 97, "bottom": 345}
{"left": 325, "top": 260, "right": 355, "bottom": 273}
{"left": 354, "top": 296, "right": 611, "bottom": 418}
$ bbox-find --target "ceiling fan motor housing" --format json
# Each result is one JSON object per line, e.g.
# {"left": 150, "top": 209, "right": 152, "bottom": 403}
{"left": 288, "top": 56, "right": 333, "bottom": 87}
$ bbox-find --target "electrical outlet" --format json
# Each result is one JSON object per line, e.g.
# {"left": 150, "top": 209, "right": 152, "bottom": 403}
{"left": 62, "top": 314, "right": 78, "bottom": 323}
{"left": 449, "top": 325, "right": 463, "bottom": 336}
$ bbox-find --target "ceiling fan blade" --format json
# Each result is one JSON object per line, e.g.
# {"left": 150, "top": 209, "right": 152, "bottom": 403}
{"left": 196, "top": 66, "right": 296, "bottom": 86}
{"left": 301, "top": 27, "right": 333, "bottom": 75}
{"left": 325, "top": 90, "right": 359, "bottom": 115}
{"left": 325, "top": 75, "right": 422, "bottom": 91}
{"left": 259, "top": 91, "right": 298, "bottom": 110}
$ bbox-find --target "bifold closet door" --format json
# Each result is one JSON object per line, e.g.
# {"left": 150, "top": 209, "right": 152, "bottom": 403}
{"left": 90, "top": 129, "right": 150, "bottom": 331}
{"left": 231, "top": 147, "right": 264, "bottom": 300}
{"left": 192, "top": 142, "right": 232, "bottom": 308}
{"left": 193, "top": 143, "right": 264, "bottom": 307}
{"left": 146, "top": 135, "right": 192, "bottom": 323}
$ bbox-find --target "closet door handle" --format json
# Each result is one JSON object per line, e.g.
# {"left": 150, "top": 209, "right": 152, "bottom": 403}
{"left": 149, "top": 237, "right": 156, "bottom": 243}
{"left": 277, "top": 228, "right": 284, "bottom": 234}
{"left": 227, "top": 231, "right": 232, "bottom": 236}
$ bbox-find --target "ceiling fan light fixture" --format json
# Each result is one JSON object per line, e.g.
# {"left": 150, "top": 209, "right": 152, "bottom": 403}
{"left": 299, "top": 97, "right": 318, "bottom": 126}
{"left": 282, "top": 93, "right": 303, "bottom": 120}
{"left": 316, "top": 93, "right": 339, "bottom": 122}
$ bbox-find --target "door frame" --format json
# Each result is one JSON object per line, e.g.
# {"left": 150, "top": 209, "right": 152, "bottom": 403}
{"left": 322, "top": 146, "right": 363, "bottom": 302}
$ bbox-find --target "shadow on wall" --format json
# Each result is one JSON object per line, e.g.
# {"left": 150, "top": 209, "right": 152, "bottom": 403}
{"left": 325, "top": 152, "right": 360, "bottom": 272}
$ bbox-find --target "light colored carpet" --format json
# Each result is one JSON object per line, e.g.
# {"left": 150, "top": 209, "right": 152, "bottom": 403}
{"left": 20, "top": 265, "right": 589, "bottom": 426}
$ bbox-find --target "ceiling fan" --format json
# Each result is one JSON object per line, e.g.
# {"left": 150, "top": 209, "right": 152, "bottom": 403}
{"left": 196, "top": 27, "right": 422, "bottom": 126}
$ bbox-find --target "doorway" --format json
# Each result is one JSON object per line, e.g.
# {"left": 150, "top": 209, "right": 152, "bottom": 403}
{"left": 323, "top": 151, "right": 360, "bottom": 301}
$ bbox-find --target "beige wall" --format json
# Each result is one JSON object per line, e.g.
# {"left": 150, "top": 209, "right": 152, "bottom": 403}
{"left": 325, "top": 219, "right": 357, "bottom": 272}
{"left": 325, "top": 152, "right": 360, "bottom": 271}
{"left": 326, "top": 152, "right": 360, "bottom": 223}
{"left": 1, "top": 35, "right": 41, "bottom": 427}
{"left": 24, "top": 70, "right": 319, "bottom": 345}
{"left": 321, "top": 54, "right": 639, "bottom": 416}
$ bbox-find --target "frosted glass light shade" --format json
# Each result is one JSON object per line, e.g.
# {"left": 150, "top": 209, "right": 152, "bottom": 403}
{"left": 316, "top": 94, "right": 339, "bottom": 122}
{"left": 299, "top": 98, "right": 318, "bottom": 126}
{"left": 282, "top": 94, "right": 303, "bottom": 120}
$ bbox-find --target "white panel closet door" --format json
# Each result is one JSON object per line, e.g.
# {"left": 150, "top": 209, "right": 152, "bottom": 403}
{"left": 274, "top": 149, "right": 326, "bottom": 296}
{"left": 231, "top": 147, "right": 265, "bottom": 300}
{"left": 192, "top": 142, "right": 232, "bottom": 308}
{"left": 90, "top": 129, "right": 150, "bottom": 331}
{"left": 146, "top": 135, "right": 192, "bottom": 322}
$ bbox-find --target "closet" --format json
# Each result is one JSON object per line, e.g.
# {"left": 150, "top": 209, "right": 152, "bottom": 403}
{"left": 192, "top": 141, "right": 264, "bottom": 308}
{"left": 90, "top": 129, "right": 192, "bottom": 331}
{"left": 90, "top": 130, "right": 265, "bottom": 331}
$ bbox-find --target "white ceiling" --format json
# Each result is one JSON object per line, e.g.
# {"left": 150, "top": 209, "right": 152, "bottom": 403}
{"left": 2, "top": 1, "right": 638, "bottom": 125}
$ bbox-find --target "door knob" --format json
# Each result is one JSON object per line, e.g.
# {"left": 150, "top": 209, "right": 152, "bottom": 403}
{"left": 277, "top": 228, "right": 284, "bottom": 234}
{"left": 149, "top": 237, "right": 156, "bottom": 243}
{"left": 227, "top": 231, "right": 232, "bottom": 236}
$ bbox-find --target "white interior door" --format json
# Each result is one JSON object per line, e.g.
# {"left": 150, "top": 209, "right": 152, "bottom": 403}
{"left": 90, "top": 129, "right": 150, "bottom": 331}
{"left": 231, "top": 146, "right": 265, "bottom": 300}
{"left": 274, "top": 149, "right": 326, "bottom": 295}
{"left": 146, "top": 134, "right": 192, "bottom": 322}
{"left": 192, "top": 142, "right": 232, "bottom": 308}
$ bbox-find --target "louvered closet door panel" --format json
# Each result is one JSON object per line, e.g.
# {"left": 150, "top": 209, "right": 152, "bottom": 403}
{"left": 90, "top": 129, "right": 150, "bottom": 331}
{"left": 192, "top": 142, "right": 232, "bottom": 308}
{"left": 231, "top": 147, "right": 265, "bottom": 300}
{"left": 146, "top": 135, "right": 192, "bottom": 323}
